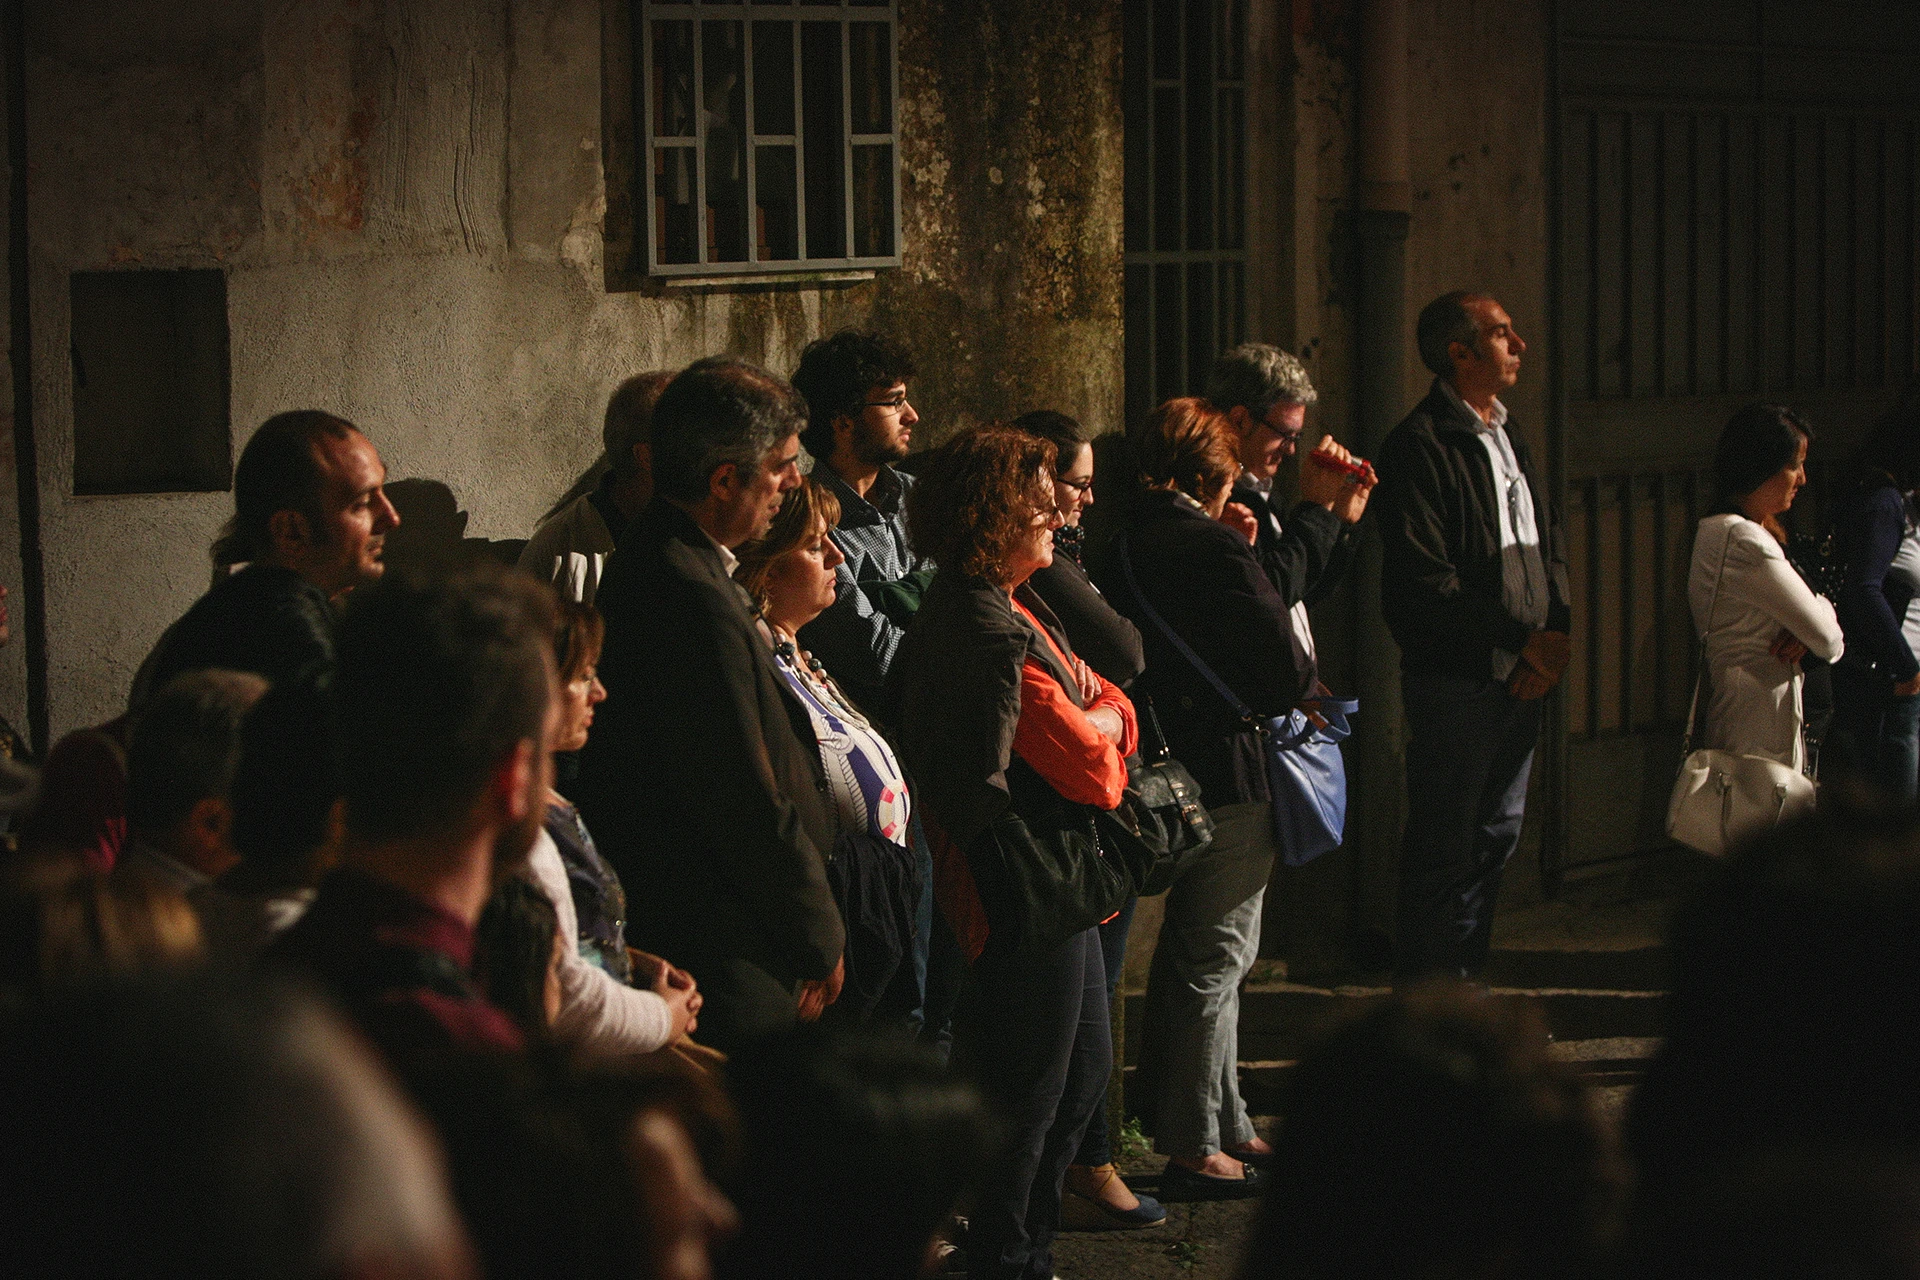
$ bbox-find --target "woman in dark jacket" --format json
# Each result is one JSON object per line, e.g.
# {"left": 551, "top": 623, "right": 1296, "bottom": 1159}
{"left": 1100, "top": 397, "right": 1313, "bottom": 1198}
{"left": 1829, "top": 387, "right": 1920, "bottom": 802}
{"left": 1010, "top": 409, "right": 1162, "bottom": 1228}
{"left": 894, "top": 427, "right": 1140, "bottom": 1280}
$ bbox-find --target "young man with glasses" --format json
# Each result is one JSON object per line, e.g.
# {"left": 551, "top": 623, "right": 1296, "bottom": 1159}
{"left": 789, "top": 329, "right": 927, "bottom": 720}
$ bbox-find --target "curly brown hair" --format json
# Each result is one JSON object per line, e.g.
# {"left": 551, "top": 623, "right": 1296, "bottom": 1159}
{"left": 734, "top": 477, "right": 844, "bottom": 614}
{"left": 907, "top": 427, "right": 1057, "bottom": 586}
{"left": 1135, "top": 397, "right": 1239, "bottom": 504}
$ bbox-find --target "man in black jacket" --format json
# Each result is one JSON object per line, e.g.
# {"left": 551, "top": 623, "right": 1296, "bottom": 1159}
{"left": 1376, "top": 293, "right": 1571, "bottom": 982}
{"left": 1206, "top": 344, "right": 1372, "bottom": 614}
{"left": 575, "top": 357, "right": 845, "bottom": 1052}
{"left": 133, "top": 410, "right": 400, "bottom": 708}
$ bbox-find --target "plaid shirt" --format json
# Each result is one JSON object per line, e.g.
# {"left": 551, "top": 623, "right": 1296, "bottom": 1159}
{"left": 800, "top": 462, "right": 923, "bottom": 716}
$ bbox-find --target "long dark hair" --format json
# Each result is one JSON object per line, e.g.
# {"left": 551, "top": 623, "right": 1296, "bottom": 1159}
{"left": 1711, "top": 404, "right": 1813, "bottom": 516}
{"left": 474, "top": 877, "right": 559, "bottom": 1040}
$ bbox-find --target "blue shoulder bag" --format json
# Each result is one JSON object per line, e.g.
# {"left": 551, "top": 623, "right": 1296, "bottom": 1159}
{"left": 1116, "top": 536, "right": 1356, "bottom": 866}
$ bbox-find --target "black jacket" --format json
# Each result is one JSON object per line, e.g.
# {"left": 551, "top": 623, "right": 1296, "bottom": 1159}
{"left": 1229, "top": 476, "right": 1351, "bottom": 610}
{"left": 134, "top": 563, "right": 336, "bottom": 707}
{"left": 1100, "top": 489, "right": 1311, "bottom": 806}
{"left": 1375, "top": 382, "right": 1570, "bottom": 678}
{"left": 573, "top": 501, "right": 844, "bottom": 1007}
{"left": 1026, "top": 538, "right": 1146, "bottom": 688}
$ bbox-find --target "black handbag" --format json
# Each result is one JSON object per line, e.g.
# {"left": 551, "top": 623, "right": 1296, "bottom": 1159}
{"left": 1107, "top": 696, "right": 1212, "bottom": 895}
{"left": 968, "top": 769, "right": 1133, "bottom": 958}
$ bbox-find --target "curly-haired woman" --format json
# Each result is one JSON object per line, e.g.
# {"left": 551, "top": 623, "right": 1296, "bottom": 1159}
{"left": 894, "top": 427, "right": 1142, "bottom": 1280}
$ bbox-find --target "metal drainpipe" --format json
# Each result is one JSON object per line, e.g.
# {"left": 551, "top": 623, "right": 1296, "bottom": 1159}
{"left": 1346, "top": 0, "right": 1410, "bottom": 971}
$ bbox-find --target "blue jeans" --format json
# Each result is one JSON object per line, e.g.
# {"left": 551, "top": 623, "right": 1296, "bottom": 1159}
{"left": 1396, "top": 672, "right": 1542, "bottom": 982}
{"left": 1829, "top": 664, "right": 1920, "bottom": 805}
{"left": 1072, "top": 895, "right": 1138, "bottom": 1167}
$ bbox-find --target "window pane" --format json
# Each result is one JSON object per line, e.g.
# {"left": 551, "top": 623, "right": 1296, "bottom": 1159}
{"left": 752, "top": 21, "right": 795, "bottom": 136}
{"left": 801, "top": 20, "right": 846, "bottom": 259}
{"left": 756, "top": 146, "right": 800, "bottom": 260}
{"left": 703, "top": 21, "right": 749, "bottom": 262}
{"left": 852, "top": 144, "right": 894, "bottom": 257}
{"left": 655, "top": 147, "right": 699, "bottom": 263}
{"left": 1187, "top": 262, "right": 1215, "bottom": 394}
{"left": 1152, "top": 0, "right": 1180, "bottom": 80}
{"left": 849, "top": 23, "right": 892, "bottom": 134}
{"left": 1220, "top": 86, "right": 1244, "bottom": 250}
{"left": 1153, "top": 86, "right": 1181, "bottom": 251}
{"left": 1155, "top": 262, "right": 1183, "bottom": 401}
{"left": 1184, "top": 0, "right": 1214, "bottom": 251}
{"left": 652, "top": 21, "right": 695, "bottom": 139}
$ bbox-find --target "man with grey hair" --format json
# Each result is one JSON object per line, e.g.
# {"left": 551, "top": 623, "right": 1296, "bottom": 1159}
{"left": 575, "top": 356, "right": 845, "bottom": 1051}
{"left": 1376, "top": 292, "right": 1570, "bottom": 982}
{"left": 519, "top": 370, "right": 675, "bottom": 606}
{"left": 1206, "top": 343, "right": 1374, "bottom": 689}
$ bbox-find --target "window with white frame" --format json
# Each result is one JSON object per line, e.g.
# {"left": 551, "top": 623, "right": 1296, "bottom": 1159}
{"left": 637, "top": 1, "right": 902, "bottom": 277}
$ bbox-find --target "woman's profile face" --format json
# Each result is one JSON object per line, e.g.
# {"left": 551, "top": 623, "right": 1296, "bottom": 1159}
{"left": 554, "top": 654, "right": 607, "bottom": 755}
{"left": 1006, "top": 471, "right": 1065, "bottom": 585}
{"left": 762, "top": 515, "right": 846, "bottom": 631}
{"left": 1052, "top": 443, "right": 1095, "bottom": 528}
{"left": 1743, "top": 433, "right": 1809, "bottom": 522}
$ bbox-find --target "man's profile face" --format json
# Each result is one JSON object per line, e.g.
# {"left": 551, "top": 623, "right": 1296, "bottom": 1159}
{"left": 743, "top": 434, "right": 804, "bottom": 542}
{"left": 1231, "top": 402, "right": 1307, "bottom": 481}
{"left": 843, "top": 381, "right": 917, "bottom": 468}
{"left": 1453, "top": 297, "right": 1526, "bottom": 393}
{"left": 307, "top": 431, "right": 401, "bottom": 595}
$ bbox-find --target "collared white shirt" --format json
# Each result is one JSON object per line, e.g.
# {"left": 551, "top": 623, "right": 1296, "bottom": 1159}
{"left": 704, "top": 527, "right": 740, "bottom": 577}
{"left": 1439, "top": 381, "right": 1549, "bottom": 680}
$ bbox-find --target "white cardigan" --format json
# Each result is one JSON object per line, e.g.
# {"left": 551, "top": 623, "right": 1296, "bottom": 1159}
{"left": 523, "top": 828, "right": 675, "bottom": 1055}
{"left": 1688, "top": 514, "right": 1844, "bottom": 766}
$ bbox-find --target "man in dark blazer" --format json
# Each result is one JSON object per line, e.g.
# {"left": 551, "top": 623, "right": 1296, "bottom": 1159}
{"left": 1375, "top": 293, "right": 1571, "bottom": 983}
{"left": 575, "top": 357, "right": 845, "bottom": 1052}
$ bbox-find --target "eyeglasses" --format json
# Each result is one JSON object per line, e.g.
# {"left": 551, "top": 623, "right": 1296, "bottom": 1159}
{"left": 1027, "top": 499, "right": 1063, "bottom": 524}
{"left": 1057, "top": 476, "right": 1095, "bottom": 497}
{"left": 1260, "top": 406, "right": 1305, "bottom": 442}
{"left": 863, "top": 392, "right": 911, "bottom": 413}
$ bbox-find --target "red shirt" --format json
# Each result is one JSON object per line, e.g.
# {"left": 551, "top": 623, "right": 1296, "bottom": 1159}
{"left": 1010, "top": 596, "right": 1138, "bottom": 808}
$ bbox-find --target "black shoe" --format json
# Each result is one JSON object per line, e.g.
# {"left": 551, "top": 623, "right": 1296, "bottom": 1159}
{"left": 1158, "top": 1159, "right": 1267, "bottom": 1201}
{"left": 1225, "top": 1144, "right": 1275, "bottom": 1170}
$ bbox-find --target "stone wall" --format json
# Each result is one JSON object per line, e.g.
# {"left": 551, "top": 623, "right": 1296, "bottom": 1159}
{"left": 2, "top": 0, "right": 1123, "bottom": 738}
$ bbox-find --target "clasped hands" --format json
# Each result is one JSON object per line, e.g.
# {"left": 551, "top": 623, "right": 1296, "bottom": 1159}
{"left": 628, "top": 948, "right": 705, "bottom": 1039}
{"left": 1507, "top": 629, "right": 1571, "bottom": 701}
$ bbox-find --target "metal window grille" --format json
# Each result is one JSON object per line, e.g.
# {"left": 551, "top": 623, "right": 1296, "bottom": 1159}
{"left": 1123, "top": 0, "right": 1248, "bottom": 428}
{"left": 637, "top": 1, "right": 902, "bottom": 277}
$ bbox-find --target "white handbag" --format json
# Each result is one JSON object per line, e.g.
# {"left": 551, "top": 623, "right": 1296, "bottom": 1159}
{"left": 1665, "top": 525, "right": 1817, "bottom": 856}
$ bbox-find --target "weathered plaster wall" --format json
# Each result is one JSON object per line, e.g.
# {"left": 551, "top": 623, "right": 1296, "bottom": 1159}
{"left": 19, "top": 0, "right": 1122, "bottom": 736}
{"left": 0, "top": 32, "right": 25, "bottom": 739}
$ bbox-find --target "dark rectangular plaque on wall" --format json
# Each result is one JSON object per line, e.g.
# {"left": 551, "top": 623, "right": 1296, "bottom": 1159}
{"left": 70, "top": 268, "right": 232, "bottom": 496}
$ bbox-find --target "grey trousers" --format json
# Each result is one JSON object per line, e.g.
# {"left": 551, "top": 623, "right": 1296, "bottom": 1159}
{"left": 1140, "top": 799, "right": 1277, "bottom": 1158}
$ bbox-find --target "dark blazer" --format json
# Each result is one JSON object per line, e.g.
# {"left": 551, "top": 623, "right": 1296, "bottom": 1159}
{"left": 1100, "top": 488, "right": 1310, "bottom": 806}
{"left": 1375, "top": 381, "right": 1570, "bottom": 679}
{"left": 1229, "top": 476, "right": 1350, "bottom": 610}
{"left": 1026, "top": 548, "right": 1146, "bottom": 688}
{"left": 135, "top": 563, "right": 335, "bottom": 707}
{"left": 574, "top": 500, "right": 843, "bottom": 1043}
{"left": 1834, "top": 476, "right": 1920, "bottom": 684}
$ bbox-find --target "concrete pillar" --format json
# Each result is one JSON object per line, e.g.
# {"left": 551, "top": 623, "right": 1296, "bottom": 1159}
{"left": 1346, "top": 0, "right": 1410, "bottom": 967}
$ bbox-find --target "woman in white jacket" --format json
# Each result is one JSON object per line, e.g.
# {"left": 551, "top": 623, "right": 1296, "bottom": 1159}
{"left": 1689, "top": 405, "right": 1844, "bottom": 769}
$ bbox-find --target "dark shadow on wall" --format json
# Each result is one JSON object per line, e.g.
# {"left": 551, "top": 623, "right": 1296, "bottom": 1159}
{"left": 381, "top": 479, "right": 526, "bottom": 579}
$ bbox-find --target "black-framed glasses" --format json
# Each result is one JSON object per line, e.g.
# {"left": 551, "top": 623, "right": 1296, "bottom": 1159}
{"left": 1057, "top": 475, "right": 1095, "bottom": 497}
{"left": 863, "top": 392, "right": 911, "bottom": 412}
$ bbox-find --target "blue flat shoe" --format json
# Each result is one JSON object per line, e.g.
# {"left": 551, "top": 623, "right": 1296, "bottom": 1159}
{"left": 1059, "top": 1165, "right": 1168, "bottom": 1230}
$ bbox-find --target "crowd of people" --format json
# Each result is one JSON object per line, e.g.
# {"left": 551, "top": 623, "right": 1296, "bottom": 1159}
{"left": 2, "top": 291, "right": 1912, "bottom": 1279}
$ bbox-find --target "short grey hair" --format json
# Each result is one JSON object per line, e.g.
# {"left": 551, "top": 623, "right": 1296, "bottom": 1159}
{"left": 127, "top": 669, "right": 269, "bottom": 839}
{"left": 649, "top": 357, "right": 808, "bottom": 503}
{"left": 1206, "top": 344, "right": 1318, "bottom": 417}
